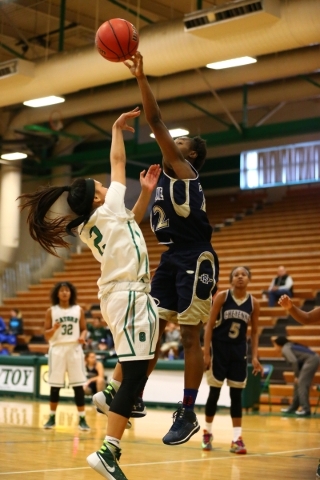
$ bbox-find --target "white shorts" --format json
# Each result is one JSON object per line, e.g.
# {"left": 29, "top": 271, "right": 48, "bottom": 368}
{"left": 48, "top": 343, "right": 87, "bottom": 387}
{"left": 100, "top": 290, "right": 159, "bottom": 362}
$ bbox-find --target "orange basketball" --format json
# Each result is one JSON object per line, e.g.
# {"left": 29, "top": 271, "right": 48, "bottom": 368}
{"left": 95, "top": 18, "right": 139, "bottom": 62}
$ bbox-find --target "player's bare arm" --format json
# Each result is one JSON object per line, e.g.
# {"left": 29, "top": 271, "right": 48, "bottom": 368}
{"left": 132, "top": 164, "right": 161, "bottom": 224}
{"left": 111, "top": 107, "right": 141, "bottom": 186}
{"left": 124, "top": 52, "right": 195, "bottom": 179}
{"left": 250, "top": 297, "right": 263, "bottom": 375}
{"left": 279, "top": 294, "right": 320, "bottom": 324}
{"left": 44, "top": 308, "right": 60, "bottom": 341}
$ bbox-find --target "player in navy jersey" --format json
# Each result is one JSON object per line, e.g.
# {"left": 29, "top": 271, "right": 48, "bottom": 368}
{"left": 203, "top": 267, "right": 263, "bottom": 453}
{"left": 124, "top": 51, "right": 219, "bottom": 446}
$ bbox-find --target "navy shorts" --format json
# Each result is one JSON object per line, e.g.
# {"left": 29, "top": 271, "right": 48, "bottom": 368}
{"left": 151, "top": 243, "right": 219, "bottom": 325}
{"left": 206, "top": 340, "right": 248, "bottom": 388}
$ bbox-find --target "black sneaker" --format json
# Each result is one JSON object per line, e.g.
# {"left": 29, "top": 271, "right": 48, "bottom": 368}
{"left": 131, "top": 397, "right": 147, "bottom": 418}
{"left": 162, "top": 404, "right": 200, "bottom": 445}
{"left": 316, "top": 460, "right": 320, "bottom": 478}
{"left": 87, "top": 441, "right": 128, "bottom": 480}
{"left": 43, "top": 414, "right": 55, "bottom": 429}
{"left": 79, "top": 416, "right": 90, "bottom": 431}
{"left": 280, "top": 407, "right": 295, "bottom": 414}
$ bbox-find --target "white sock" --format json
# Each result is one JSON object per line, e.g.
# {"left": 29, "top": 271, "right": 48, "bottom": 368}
{"left": 205, "top": 422, "right": 213, "bottom": 434}
{"left": 105, "top": 436, "right": 120, "bottom": 451}
{"left": 50, "top": 411, "right": 56, "bottom": 416}
{"left": 78, "top": 411, "right": 85, "bottom": 418}
{"left": 233, "top": 427, "right": 242, "bottom": 441}
{"left": 110, "top": 379, "right": 121, "bottom": 392}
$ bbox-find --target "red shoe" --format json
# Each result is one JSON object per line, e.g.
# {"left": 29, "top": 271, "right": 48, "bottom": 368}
{"left": 201, "top": 429, "right": 213, "bottom": 451}
{"left": 230, "top": 436, "right": 247, "bottom": 454}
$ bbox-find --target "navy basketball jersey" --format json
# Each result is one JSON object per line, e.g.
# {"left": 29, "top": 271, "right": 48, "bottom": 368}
{"left": 150, "top": 163, "right": 212, "bottom": 244}
{"left": 213, "top": 290, "right": 253, "bottom": 344}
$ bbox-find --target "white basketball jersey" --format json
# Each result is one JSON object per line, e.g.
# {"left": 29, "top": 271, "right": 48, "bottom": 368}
{"left": 80, "top": 182, "right": 150, "bottom": 298}
{"left": 49, "top": 304, "right": 81, "bottom": 346}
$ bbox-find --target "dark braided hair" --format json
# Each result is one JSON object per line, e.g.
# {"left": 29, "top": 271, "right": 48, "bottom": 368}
{"left": 190, "top": 136, "right": 207, "bottom": 172}
{"left": 18, "top": 178, "right": 95, "bottom": 257}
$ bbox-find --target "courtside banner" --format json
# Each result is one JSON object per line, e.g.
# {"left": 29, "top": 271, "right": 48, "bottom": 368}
{"left": 0, "top": 365, "right": 35, "bottom": 393}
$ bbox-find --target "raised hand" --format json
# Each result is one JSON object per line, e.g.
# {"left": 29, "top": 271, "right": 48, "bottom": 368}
{"left": 113, "top": 107, "right": 140, "bottom": 132}
{"left": 140, "top": 164, "right": 161, "bottom": 193}
{"left": 124, "top": 51, "right": 144, "bottom": 78}
{"left": 278, "top": 294, "right": 292, "bottom": 310}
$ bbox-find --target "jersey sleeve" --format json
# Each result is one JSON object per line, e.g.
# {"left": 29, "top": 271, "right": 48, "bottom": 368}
{"left": 104, "top": 182, "right": 126, "bottom": 215}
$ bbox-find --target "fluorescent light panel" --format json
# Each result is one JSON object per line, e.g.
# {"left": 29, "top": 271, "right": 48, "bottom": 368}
{"left": 150, "top": 128, "right": 189, "bottom": 139}
{"left": 206, "top": 56, "right": 257, "bottom": 70}
{"left": 23, "top": 95, "right": 65, "bottom": 107}
{"left": 1, "top": 152, "right": 27, "bottom": 160}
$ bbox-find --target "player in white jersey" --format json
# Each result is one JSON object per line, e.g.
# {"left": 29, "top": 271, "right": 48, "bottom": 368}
{"left": 19, "top": 107, "right": 160, "bottom": 480}
{"left": 43, "top": 281, "right": 90, "bottom": 431}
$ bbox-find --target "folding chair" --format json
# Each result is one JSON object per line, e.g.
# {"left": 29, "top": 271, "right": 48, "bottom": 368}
{"left": 314, "top": 385, "right": 320, "bottom": 415}
{"left": 260, "top": 364, "right": 274, "bottom": 412}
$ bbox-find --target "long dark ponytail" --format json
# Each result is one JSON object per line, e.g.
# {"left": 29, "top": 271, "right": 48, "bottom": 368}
{"left": 18, "top": 178, "right": 94, "bottom": 256}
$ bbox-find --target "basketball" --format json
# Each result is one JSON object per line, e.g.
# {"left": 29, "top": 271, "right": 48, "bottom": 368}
{"left": 95, "top": 18, "right": 139, "bottom": 62}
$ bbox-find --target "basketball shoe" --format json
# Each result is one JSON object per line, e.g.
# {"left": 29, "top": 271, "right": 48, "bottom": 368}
{"left": 79, "top": 416, "right": 90, "bottom": 431}
{"left": 162, "top": 403, "right": 200, "bottom": 445}
{"left": 230, "top": 436, "right": 247, "bottom": 454}
{"left": 316, "top": 459, "right": 320, "bottom": 478}
{"left": 87, "top": 441, "right": 127, "bottom": 480}
{"left": 201, "top": 429, "right": 213, "bottom": 451}
{"left": 43, "top": 414, "right": 55, "bottom": 429}
{"left": 131, "top": 397, "right": 147, "bottom": 418}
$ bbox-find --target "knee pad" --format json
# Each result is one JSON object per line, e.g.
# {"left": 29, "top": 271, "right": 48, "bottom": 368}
{"left": 205, "top": 386, "right": 221, "bottom": 417}
{"left": 109, "top": 360, "right": 148, "bottom": 418}
{"left": 50, "top": 387, "right": 60, "bottom": 403}
{"left": 73, "top": 385, "right": 85, "bottom": 407}
{"left": 230, "top": 387, "right": 243, "bottom": 418}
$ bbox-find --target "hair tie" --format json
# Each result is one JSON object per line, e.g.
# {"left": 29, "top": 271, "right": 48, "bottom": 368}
{"left": 62, "top": 185, "right": 71, "bottom": 192}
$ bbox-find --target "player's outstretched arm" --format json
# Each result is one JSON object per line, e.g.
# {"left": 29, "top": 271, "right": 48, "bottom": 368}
{"left": 124, "top": 53, "right": 193, "bottom": 177}
{"left": 278, "top": 294, "right": 320, "bottom": 324}
{"left": 110, "top": 107, "right": 141, "bottom": 186}
{"left": 132, "top": 164, "right": 161, "bottom": 224}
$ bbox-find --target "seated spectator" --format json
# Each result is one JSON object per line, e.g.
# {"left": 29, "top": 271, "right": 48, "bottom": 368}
{"left": 160, "top": 322, "right": 181, "bottom": 359}
{"left": 95, "top": 338, "right": 116, "bottom": 360}
{"left": 8, "top": 309, "right": 24, "bottom": 336}
{"left": 0, "top": 315, "right": 17, "bottom": 346}
{"left": 86, "top": 317, "right": 108, "bottom": 350}
{"left": 273, "top": 335, "right": 319, "bottom": 416}
{"left": 83, "top": 352, "right": 105, "bottom": 395}
{"left": 0, "top": 342, "right": 10, "bottom": 356}
{"left": 263, "top": 266, "right": 294, "bottom": 307}
{"left": 0, "top": 316, "right": 7, "bottom": 343}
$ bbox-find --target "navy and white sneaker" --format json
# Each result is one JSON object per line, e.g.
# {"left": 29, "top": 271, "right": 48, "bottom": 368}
{"left": 162, "top": 404, "right": 200, "bottom": 445}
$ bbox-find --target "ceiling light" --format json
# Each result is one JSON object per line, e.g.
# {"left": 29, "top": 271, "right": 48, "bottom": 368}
{"left": 23, "top": 96, "right": 65, "bottom": 107}
{"left": 1, "top": 152, "right": 28, "bottom": 160}
{"left": 206, "top": 56, "right": 257, "bottom": 70}
{"left": 150, "top": 128, "right": 189, "bottom": 139}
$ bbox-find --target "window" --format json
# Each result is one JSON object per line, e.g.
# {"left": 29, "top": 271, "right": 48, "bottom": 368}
{"left": 240, "top": 141, "right": 320, "bottom": 189}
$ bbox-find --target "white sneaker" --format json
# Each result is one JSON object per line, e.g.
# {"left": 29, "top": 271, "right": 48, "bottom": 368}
{"left": 93, "top": 390, "right": 131, "bottom": 429}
